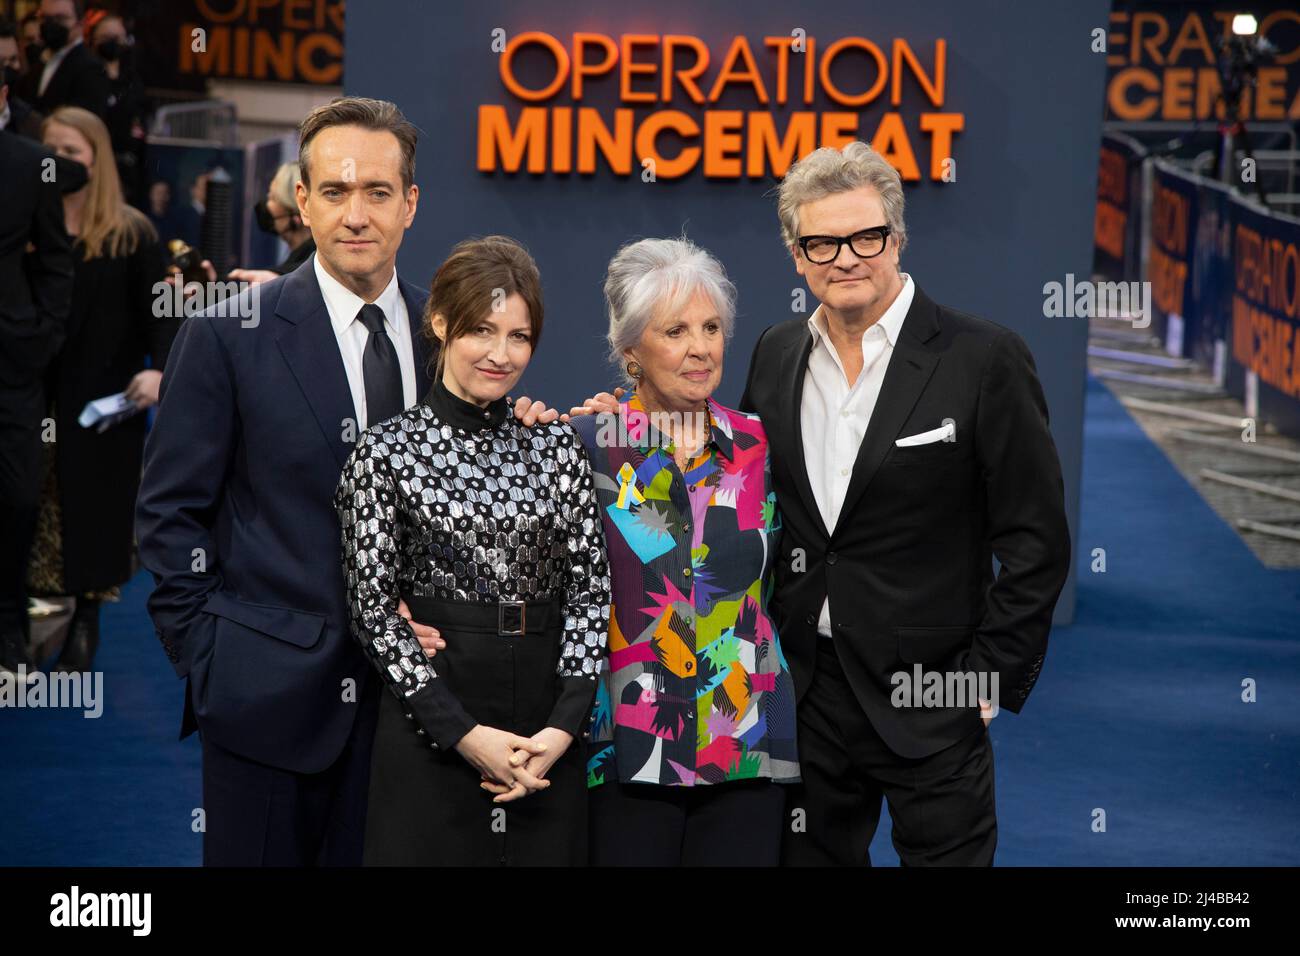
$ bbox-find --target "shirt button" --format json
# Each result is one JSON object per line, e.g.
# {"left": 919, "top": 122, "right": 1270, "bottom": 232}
{"left": 683, "top": 522, "right": 691, "bottom": 532}
{"left": 840, "top": 468, "right": 849, "bottom": 476}
{"left": 682, "top": 568, "right": 692, "bottom": 577}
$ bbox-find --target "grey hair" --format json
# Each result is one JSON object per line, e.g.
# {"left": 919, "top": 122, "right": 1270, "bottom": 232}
{"left": 268, "top": 161, "right": 302, "bottom": 210}
{"left": 604, "top": 237, "right": 737, "bottom": 386}
{"left": 776, "top": 141, "right": 907, "bottom": 255}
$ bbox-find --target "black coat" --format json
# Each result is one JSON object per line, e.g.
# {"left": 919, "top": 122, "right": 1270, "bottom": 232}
{"left": 21, "top": 43, "right": 110, "bottom": 119}
{"left": 739, "top": 284, "right": 1072, "bottom": 759}
{"left": 48, "top": 230, "right": 176, "bottom": 592}
{"left": 274, "top": 237, "right": 315, "bottom": 275}
{"left": 3, "top": 95, "right": 46, "bottom": 141}
{"left": 0, "top": 134, "right": 72, "bottom": 386}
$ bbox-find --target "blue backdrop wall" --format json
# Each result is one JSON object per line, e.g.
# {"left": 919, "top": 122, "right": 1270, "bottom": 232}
{"left": 345, "top": 0, "right": 1110, "bottom": 622}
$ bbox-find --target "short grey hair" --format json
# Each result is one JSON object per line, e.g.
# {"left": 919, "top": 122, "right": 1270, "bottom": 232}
{"left": 268, "top": 161, "right": 302, "bottom": 210}
{"left": 777, "top": 141, "right": 907, "bottom": 255}
{"left": 604, "top": 237, "right": 737, "bottom": 385}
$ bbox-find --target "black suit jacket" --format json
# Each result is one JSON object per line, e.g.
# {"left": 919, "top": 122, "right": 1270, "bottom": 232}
{"left": 23, "top": 43, "right": 110, "bottom": 119}
{"left": 136, "top": 259, "right": 432, "bottom": 774}
{"left": 0, "top": 133, "right": 73, "bottom": 386}
{"left": 739, "top": 283, "right": 1071, "bottom": 759}
{"left": 3, "top": 95, "right": 46, "bottom": 141}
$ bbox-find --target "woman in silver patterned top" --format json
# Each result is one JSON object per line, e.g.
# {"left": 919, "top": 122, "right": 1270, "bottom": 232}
{"left": 335, "top": 236, "right": 610, "bottom": 865}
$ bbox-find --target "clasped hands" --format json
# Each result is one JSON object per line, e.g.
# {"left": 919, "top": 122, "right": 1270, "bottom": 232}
{"left": 457, "top": 724, "right": 574, "bottom": 804}
{"left": 397, "top": 599, "right": 572, "bottom": 804}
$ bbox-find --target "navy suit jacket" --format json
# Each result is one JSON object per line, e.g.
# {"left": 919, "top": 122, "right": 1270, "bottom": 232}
{"left": 136, "top": 258, "right": 431, "bottom": 774}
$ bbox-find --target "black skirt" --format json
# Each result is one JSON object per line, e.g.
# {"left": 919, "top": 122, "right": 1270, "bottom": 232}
{"left": 363, "top": 595, "right": 587, "bottom": 866}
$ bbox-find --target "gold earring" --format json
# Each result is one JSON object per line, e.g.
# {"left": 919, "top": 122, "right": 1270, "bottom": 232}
{"left": 625, "top": 361, "right": 643, "bottom": 380}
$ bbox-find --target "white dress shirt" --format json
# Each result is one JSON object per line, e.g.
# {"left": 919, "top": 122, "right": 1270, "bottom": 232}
{"left": 37, "top": 38, "right": 80, "bottom": 98}
{"left": 801, "top": 272, "right": 914, "bottom": 637}
{"left": 313, "top": 253, "right": 417, "bottom": 431}
{"left": 0, "top": 103, "right": 10, "bottom": 132}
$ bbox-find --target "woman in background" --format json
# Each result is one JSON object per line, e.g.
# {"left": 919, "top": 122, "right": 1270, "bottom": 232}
{"left": 31, "top": 105, "right": 176, "bottom": 672}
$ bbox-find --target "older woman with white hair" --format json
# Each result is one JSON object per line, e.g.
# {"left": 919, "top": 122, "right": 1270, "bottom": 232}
{"left": 567, "top": 237, "right": 799, "bottom": 866}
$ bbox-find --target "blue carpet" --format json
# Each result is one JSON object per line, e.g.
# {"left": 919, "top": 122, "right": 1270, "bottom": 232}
{"left": 0, "top": 571, "right": 202, "bottom": 865}
{"left": 3, "top": 375, "right": 1297, "bottom": 865}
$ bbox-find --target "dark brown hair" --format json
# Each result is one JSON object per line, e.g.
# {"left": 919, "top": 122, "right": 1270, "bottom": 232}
{"left": 298, "top": 96, "right": 417, "bottom": 192}
{"left": 424, "top": 236, "right": 545, "bottom": 377}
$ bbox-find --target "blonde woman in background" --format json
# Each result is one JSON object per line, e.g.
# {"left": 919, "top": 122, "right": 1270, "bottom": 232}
{"left": 31, "top": 105, "right": 177, "bottom": 672}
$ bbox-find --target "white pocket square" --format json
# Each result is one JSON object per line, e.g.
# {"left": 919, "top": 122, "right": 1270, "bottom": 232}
{"left": 895, "top": 421, "right": 955, "bottom": 447}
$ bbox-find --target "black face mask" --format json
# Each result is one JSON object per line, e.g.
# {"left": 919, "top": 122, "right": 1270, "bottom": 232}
{"left": 25, "top": 42, "right": 43, "bottom": 65}
{"left": 254, "top": 199, "right": 294, "bottom": 237}
{"left": 39, "top": 19, "right": 71, "bottom": 52}
{"left": 53, "top": 155, "right": 89, "bottom": 195}
{"left": 96, "top": 38, "right": 124, "bottom": 62}
{"left": 2, "top": 65, "right": 19, "bottom": 92}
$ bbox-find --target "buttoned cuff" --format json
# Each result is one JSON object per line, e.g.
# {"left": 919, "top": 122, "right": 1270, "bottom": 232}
{"left": 407, "top": 679, "right": 478, "bottom": 752}
{"left": 546, "top": 675, "right": 599, "bottom": 739}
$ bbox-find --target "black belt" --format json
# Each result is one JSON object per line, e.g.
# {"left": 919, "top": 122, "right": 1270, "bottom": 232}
{"left": 400, "top": 594, "right": 561, "bottom": 636}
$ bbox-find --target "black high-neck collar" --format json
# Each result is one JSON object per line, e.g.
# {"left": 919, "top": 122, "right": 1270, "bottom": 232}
{"left": 423, "top": 376, "right": 511, "bottom": 431}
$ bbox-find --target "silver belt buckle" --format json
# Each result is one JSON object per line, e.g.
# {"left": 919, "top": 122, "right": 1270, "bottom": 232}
{"left": 498, "top": 600, "right": 526, "bottom": 636}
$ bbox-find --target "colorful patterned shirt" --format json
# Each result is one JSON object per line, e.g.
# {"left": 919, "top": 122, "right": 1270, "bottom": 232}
{"left": 570, "top": 394, "right": 799, "bottom": 787}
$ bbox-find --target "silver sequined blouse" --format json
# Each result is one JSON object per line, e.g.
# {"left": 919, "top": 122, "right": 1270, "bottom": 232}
{"left": 334, "top": 379, "right": 611, "bottom": 750}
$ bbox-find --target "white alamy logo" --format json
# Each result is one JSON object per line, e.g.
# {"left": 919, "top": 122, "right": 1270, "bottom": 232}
{"left": 890, "top": 666, "right": 999, "bottom": 715}
{"left": 49, "top": 886, "right": 151, "bottom": 936}
{"left": 0, "top": 667, "right": 102, "bottom": 718}
{"left": 1042, "top": 273, "right": 1151, "bottom": 329}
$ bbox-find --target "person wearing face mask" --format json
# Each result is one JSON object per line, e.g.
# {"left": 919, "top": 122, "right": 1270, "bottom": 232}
{"left": 167, "top": 163, "right": 318, "bottom": 297}
{"left": 19, "top": 0, "right": 109, "bottom": 121}
{"left": 86, "top": 11, "right": 146, "bottom": 205}
{"left": 29, "top": 106, "right": 176, "bottom": 674}
{"left": 20, "top": 11, "right": 42, "bottom": 70}
{"left": 251, "top": 161, "right": 316, "bottom": 278}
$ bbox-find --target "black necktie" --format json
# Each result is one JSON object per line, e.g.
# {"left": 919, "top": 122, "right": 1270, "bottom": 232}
{"left": 357, "top": 303, "right": 403, "bottom": 428}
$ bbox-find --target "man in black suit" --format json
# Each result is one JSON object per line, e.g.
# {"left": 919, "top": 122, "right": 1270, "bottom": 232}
{"left": 0, "top": 130, "right": 73, "bottom": 680}
{"left": 138, "top": 97, "right": 436, "bottom": 866}
{"left": 21, "top": 0, "right": 109, "bottom": 120}
{"left": 738, "top": 141, "right": 1071, "bottom": 865}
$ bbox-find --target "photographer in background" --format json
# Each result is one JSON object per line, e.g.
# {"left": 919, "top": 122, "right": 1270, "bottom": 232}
{"left": 249, "top": 161, "right": 316, "bottom": 280}
{"left": 166, "top": 162, "right": 318, "bottom": 291}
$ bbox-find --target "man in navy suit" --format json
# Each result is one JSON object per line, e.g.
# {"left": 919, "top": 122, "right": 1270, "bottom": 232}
{"left": 137, "top": 96, "right": 553, "bottom": 866}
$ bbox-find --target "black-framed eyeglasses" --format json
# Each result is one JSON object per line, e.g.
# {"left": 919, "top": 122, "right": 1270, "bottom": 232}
{"left": 797, "top": 225, "right": 892, "bottom": 264}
